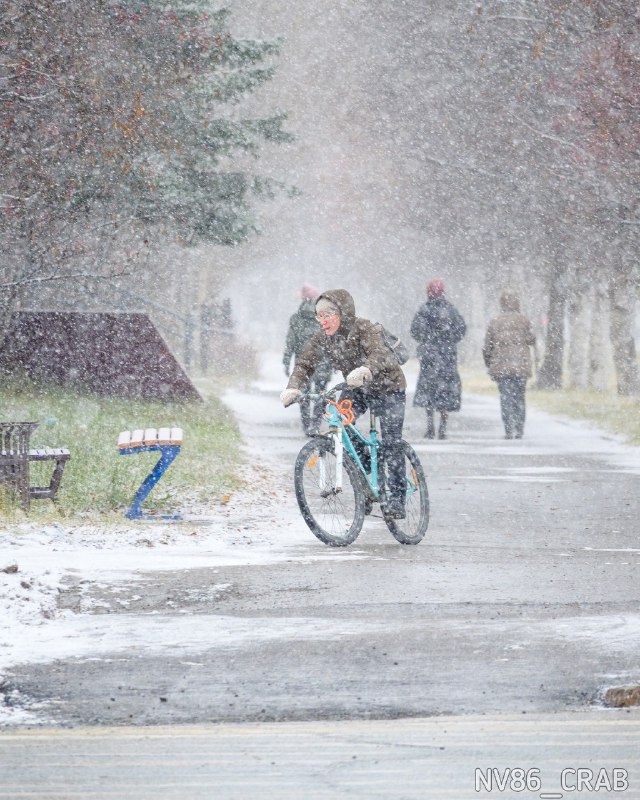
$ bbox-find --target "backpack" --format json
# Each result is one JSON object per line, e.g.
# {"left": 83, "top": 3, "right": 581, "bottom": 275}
{"left": 374, "top": 323, "right": 410, "bottom": 366}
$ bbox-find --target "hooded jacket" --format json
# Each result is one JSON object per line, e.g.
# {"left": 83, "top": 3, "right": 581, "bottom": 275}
{"left": 287, "top": 289, "right": 406, "bottom": 393}
{"left": 483, "top": 291, "right": 536, "bottom": 380}
{"left": 283, "top": 300, "right": 321, "bottom": 364}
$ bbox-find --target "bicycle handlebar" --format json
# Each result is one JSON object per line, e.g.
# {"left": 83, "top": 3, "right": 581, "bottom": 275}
{"left": 295, "top": 382, "right": 348, "bottom": 404}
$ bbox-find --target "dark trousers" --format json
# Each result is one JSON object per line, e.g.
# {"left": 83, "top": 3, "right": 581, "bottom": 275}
{"left": 497, "top": 377, "right": 527, "bottom": 437}
{"left": 342, "top": 389, "right": 406, "bottom": 503}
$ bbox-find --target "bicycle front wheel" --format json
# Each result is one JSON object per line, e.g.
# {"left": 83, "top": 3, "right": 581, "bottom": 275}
{"left": 382, "top": 440, "right": 429, "bottom": 545}
{"left": 294, "top": 436, "right": 365, "bottom": 547}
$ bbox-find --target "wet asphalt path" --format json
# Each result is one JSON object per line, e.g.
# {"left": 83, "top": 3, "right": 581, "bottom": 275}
{"left": 4, "top": 365, "right": 640, "bottom": 728}
{"left": 3, "top": 362, "right": 640, "bottom": 798}
{"left": 3, "top": 713, "right": 640, "bottom": 799}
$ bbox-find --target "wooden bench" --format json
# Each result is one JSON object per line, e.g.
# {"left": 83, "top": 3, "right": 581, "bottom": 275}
{"left": 118, "top": 427, "right": 183, "bottom": 520}
{"left": 27, "top": 447, "right": 72, "bottom": 501}
{"left": 0, "top": 422, "right": 71, "bottom": 509}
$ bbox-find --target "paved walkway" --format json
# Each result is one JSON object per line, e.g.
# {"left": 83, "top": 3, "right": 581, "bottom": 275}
{"left": 3, "top": 711, "right": 640, "bottom": 799}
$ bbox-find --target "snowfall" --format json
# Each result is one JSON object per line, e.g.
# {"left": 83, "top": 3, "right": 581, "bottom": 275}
{"left": 2, "top": 354, "right": 639, "bottom": 726}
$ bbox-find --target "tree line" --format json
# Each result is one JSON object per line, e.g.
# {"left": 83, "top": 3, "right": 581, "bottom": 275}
{"left": 2, "top": 1, "right": 637, "bottom": 395}
{"left": 363, "top": 0, "right": 638, "bottom": 394}
{"left": 0, "top": 0, "right": 291, "bottom": 333}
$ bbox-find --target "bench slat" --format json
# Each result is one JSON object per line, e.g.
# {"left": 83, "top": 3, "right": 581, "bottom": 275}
{"left": 130, "top": 429, "right": 144, "bottom": 448}
{"left": 118, "top": 427, "right": 183, "bottom": 450}
{"left": 28, "top": 448, "right": 70, "bottom": 461}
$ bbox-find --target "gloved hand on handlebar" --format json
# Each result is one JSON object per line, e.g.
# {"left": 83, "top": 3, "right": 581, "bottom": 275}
{"left": 346, "top": 366, "right": 372, "bottom": 388}
{"left": 280, "top": 388, "right": 302, "bottom": 407}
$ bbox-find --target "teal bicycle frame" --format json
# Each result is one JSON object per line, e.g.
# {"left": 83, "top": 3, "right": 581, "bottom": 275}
{"left": 296, "top": 385, "right": 429, "bottom": 546}
{"left": 324, "top": 400, "right": 382, "bottom": 500}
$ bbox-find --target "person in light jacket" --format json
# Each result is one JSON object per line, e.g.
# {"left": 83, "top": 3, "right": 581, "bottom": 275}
{"left": 483, "top": 289, "right": 536, "bottom": 439}
{"left": 280, "top": 288, "right": 408, "bottom": 519}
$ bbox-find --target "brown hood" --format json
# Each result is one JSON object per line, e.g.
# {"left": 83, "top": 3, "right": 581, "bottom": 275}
{"left": 316, "top": 289, "right": 356, "bottom": 333}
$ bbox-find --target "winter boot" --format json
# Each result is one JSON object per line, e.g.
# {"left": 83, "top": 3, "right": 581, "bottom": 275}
{"left": 425, "top": 410, "right": 435, "bottom": 439}
{"left": 437, "top": 412, "right": 448, "bottom": 440}
{"left": 384, "top": 496, "right": 406, "bottom": 519}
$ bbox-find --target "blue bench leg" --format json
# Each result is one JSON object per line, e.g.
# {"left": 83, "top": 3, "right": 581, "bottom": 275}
{"left": 125, "top": 445, "right": 181, "bottom": 520}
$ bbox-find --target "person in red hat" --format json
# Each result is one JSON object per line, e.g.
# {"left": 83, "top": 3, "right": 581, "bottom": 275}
{"left": 410, "top": 279, "right": 466, "bottom": 439}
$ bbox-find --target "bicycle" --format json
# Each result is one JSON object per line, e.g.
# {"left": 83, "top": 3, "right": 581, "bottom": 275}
{"left": 292, "top": 383, "right": 429, "bottom": 547}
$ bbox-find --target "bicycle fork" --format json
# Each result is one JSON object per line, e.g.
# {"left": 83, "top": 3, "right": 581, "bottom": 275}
{"left": 320, "top": 429, "right": 343, "bottom": 497}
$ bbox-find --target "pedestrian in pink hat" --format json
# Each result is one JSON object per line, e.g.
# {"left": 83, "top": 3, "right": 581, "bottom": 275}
{"left": 410, "top": 279, "right": 466, "bottom": 439}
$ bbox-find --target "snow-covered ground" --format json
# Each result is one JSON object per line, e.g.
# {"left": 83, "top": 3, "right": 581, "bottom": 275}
{"left": 2, "top": 352, "right": 639, "bottom": 726}
{"left": 0, "top": 353, "right": 350, "bottom": 725}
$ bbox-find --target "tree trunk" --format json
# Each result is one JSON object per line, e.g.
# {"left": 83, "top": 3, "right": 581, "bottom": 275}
{"left": 537, "top": 268, "right": 567, "bottom": 390}
{"left": 462, "top": 276, "right": 485, "bottom": 365}
{"left": 609, "top": 266, "right": 639, "bottom": 396}
{"left": 588, "top": 283, "right": 612, "bottom": 391}
{"left": 567, "top": 285, "right": 591, "bottom": 390}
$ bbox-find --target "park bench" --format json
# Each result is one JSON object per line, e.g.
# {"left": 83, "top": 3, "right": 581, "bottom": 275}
{"left": 118, "top": 426, "right": 183, "bottom": 520}
{"left": 0, "top": 422, "right": 71, "bottom": 509}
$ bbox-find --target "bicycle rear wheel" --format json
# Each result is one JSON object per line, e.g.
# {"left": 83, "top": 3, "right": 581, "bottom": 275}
{"left": 381, "top": 440, "right": 429, "bottom": 545}
{"left": 294, "top": 436, "right": 365, "bottom": 547}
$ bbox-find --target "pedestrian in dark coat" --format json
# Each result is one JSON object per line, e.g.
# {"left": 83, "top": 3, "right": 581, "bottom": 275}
{"left": 410, "top": 279, "right": 466, "bottom": 439}
{"left": 483, "top": 288, "right": 536, "bottom": 439}
{"left": 283, "top": 284, "right": 332, "bottom": 436}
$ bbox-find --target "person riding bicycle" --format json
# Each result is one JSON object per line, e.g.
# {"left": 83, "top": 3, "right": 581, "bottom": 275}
{"left": 283, "top": 283, "right": 333, "bottom": 436}
{"left": 280, "top": 288, "right": 408, "bottom": 519}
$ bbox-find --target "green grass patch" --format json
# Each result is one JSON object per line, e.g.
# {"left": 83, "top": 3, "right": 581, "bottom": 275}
{"left": 458, "top": 365, "right": 498, "bottom": 397}
{"left": 526, "top": 388, "right": 640, "bottom": 445}
{"left": 0, "top": 378, "right": 243, "bottom": 522}
{"left": 460, "top": 363, "right": 640, "bottom": 445}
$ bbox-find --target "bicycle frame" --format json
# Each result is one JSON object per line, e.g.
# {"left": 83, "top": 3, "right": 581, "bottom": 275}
{"left": 324, "top": 400, "right": 381, "bottom": 500}
{"left": 294, "top": 383, "right": 429, "bottom": 545}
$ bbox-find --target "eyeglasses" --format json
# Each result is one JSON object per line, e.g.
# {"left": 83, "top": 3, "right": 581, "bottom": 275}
{"left": 316, "top": 311, "right": 338, "bottom": 321}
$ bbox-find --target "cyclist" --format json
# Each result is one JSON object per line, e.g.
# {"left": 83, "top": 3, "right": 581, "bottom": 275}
{"left": 283, "top": 283, "right": 332, "bottom": 436}
{"left": 280, "top": 288, "right": 408, "bottom": 519}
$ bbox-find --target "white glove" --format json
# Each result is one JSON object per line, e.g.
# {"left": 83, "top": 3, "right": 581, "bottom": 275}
{"left": 280, "top": 388, "right": 302, "bottom": 407}
{"left": 346, "top": 366, "right": 372, "bottom": 388}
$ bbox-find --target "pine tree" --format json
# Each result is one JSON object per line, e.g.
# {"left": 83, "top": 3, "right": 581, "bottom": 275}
{"left": 0, "top": 1, "right": 292, "bottom": 320}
